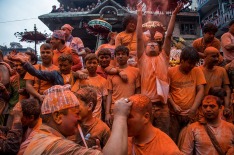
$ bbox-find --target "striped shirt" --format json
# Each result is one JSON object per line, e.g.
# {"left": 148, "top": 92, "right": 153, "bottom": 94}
{"left": 24, "top": 124, "right": 102, "bottom": 155}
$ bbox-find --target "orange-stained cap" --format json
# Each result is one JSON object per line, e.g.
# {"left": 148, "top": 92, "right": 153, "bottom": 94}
{"left": 52, "top": 30, "right": 65, "bottom": 40}
{"left": 61, "top": 24, "right": 74, "bottom": 31}
{"left": 41, "top": 84, "right": 79, "bottom": 114}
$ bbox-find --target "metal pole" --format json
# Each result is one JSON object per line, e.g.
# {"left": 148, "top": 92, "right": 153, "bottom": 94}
{"left": 34, "top": 24, "right": 37, "bottom": 56}
{"left": 95, "top": 34, "right": 99, "bottom": 51}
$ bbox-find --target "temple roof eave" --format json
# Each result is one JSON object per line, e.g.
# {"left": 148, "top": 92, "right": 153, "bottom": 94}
{"left": 39, "top": 11, "right": 199, "bottom": 20}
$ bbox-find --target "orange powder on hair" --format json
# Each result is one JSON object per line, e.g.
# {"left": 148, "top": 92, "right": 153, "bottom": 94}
{"left": 129, "top": 94, "right": 151, "bottom": 112}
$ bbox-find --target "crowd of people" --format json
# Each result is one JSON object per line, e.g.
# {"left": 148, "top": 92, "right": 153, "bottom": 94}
{"left": 51, "top": 0, "right": 103, "bottom": 13}
{"left": 0, "top": 2, "right": 234, "bottom": 155}
{"left": 51, "top": 0, "right": 197, "bottom": 15}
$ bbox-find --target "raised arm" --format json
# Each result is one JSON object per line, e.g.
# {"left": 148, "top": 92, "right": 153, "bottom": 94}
{"left": 22, "top": 62, "right": 56, "bottom": 82}
{"left": 9, "top": 56, "right": 56, "bottom": 82}
{"left": 136, "top": 1, "right": 145, "bottom": 59}
{"left": 163, "top": 3, "right": 183, "bottom": 56}
{"left": 115, "top": 33, "right": 122, "bottom": 48}
{"left": 103, "top": 98, "right": 132, "bottom": 155}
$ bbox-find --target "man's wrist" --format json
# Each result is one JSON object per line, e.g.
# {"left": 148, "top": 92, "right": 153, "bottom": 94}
{"left": 114, "top": 115, "right": 128, "bottom": 120}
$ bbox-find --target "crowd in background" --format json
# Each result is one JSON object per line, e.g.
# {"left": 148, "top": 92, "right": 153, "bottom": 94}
{"left": 51, "top": 0, "right": 103, "bottom": 13}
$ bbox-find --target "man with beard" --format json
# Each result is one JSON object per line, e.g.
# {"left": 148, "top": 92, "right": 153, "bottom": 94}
{"left": 72, "top": 54, "right": 108, "bottom": 119}
{"left": 136, "top": 1, "right": 182, "bottom": 134}
{"left": 181, "top": 95, "right": 234, "bottom": 155}
{"left": 199, "top": 47, "right": 231, "bottom": 120}
{"left": 61, "top": 24, "right": 86, "bottom": 69}
{"left": 24, "top": 43, "right": 58, "bottom": 102}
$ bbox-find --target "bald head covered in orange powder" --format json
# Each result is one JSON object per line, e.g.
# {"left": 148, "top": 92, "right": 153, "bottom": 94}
{"left": 129, "top": 94, "right": 152, "bottom": 116}
{"left": 204, "top": 47, "right": 219, "bottom": 55}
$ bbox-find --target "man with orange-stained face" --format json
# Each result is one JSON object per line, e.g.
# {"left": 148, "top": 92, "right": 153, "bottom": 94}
{"left": 71, "top": 53, "right": 108, "bottom": 120}
{"left": 96, "top": 48, "right": 111, "bottom": 79}
{"left": 127, "top": 94, "right": 182, "bottom": 155}
{"left": 136, "top": 2, "right": 183, "bottom": 135}
{"left": 96, "top": 32, "right": 117, "bottom": 67}
{"left": 61, "top": 24, "right": 86, "bottom": 69}
{"left": 181, "top": 95, "right": 234, "bottom": 155}
{"left": 50, "top": 30, "right": 82, "bottom": 71}
{"left": 24, "top": 43, "right": 58, "bottom": 102}
{"left": 11, "top": 53, "right": 30, "bottom": 102}
{"left": 10, "top": 54, "right": 76, "bottom": 86}
{"left": 168, "top": 46, "right": 206, "bottom": 143}
{"left": 68, "top": 87, "right": 110, "bottom": 149}
{"left": 105, "top": 46, "right": 141, "bottom": 127}
{"left": 199, "top": 47, "right": 231, "bottom": 120}
{"left": 23, "top": 85, "right": 100, "bottom": 155}
{"left": 115, "top": 14, "right": 138, "bottom": 66}
{"left": 193, "top": 23, "right": 221, "bottom": 60}
{"left": 23, "top": 84, "right": 133, "bottom": 155}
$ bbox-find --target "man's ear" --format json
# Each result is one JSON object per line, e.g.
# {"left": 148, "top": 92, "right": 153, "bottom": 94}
{"left": 52, "top": 112, "right": 63, "bottom": 124}
{"left": 88, "top": 102, "right": 94, "bottom": 111}
{"left": 144, "top": 112, "right": 151, "bottom": 123}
